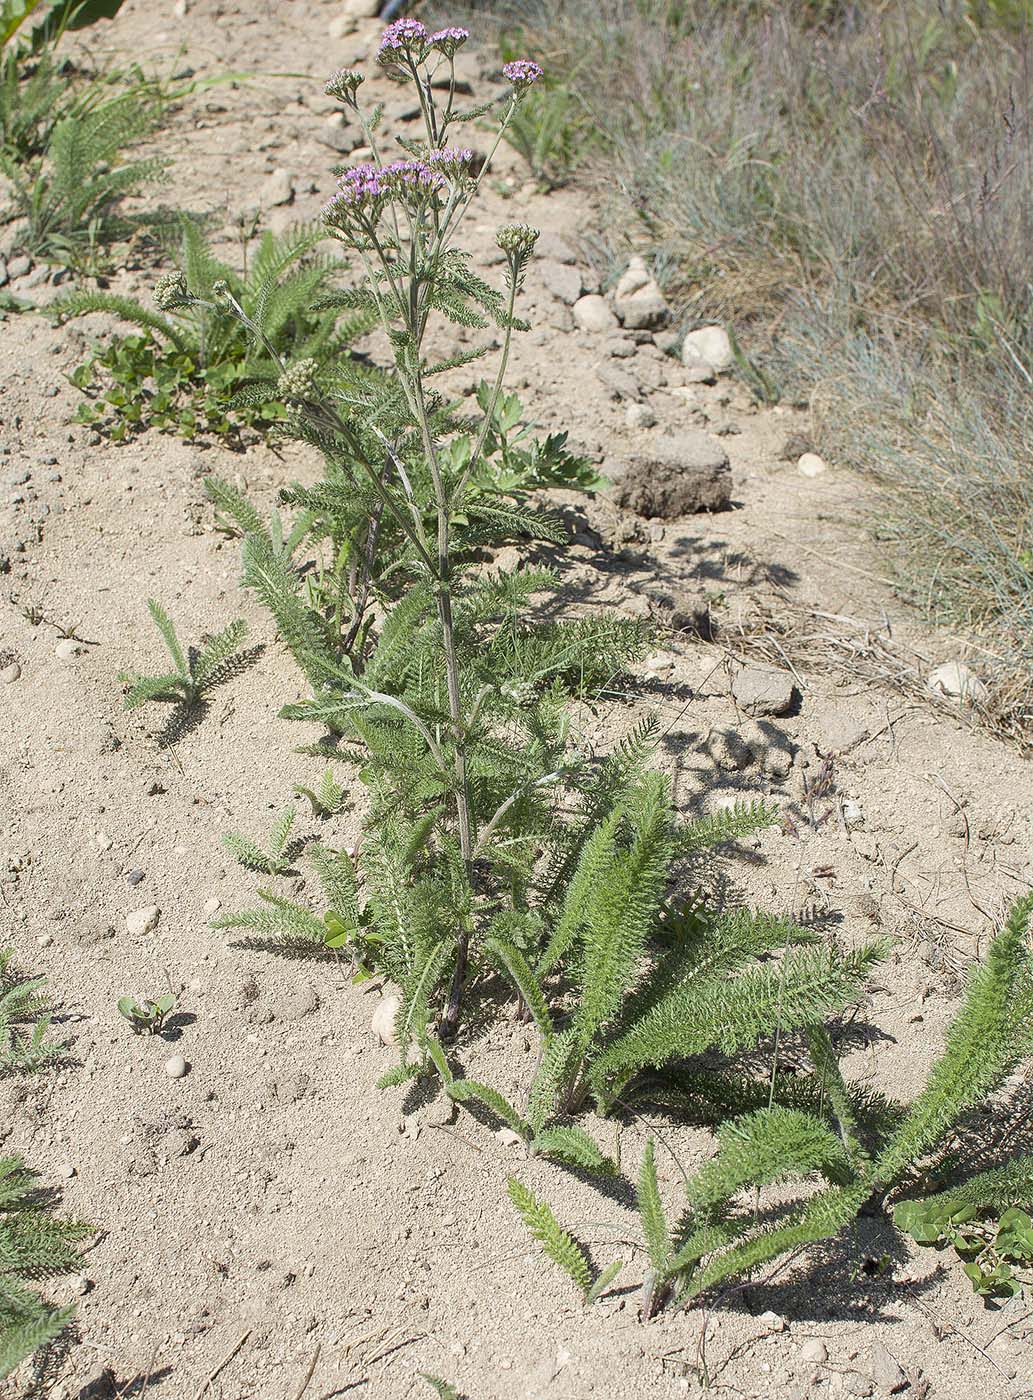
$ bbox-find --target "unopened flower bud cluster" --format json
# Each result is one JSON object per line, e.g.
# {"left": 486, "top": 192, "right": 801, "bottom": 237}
{"left": 153, "top": 270, "right": 189, "bottom": 311}
{"left": 277, "top": 358, "right": 320, "bottom": 403}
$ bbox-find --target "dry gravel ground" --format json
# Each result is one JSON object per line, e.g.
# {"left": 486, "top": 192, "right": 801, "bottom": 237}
{"left": 2, "top": 4, "right": 1032, "bottom": 1399}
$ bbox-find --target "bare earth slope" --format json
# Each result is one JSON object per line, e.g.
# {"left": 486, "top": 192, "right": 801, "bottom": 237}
{"left": 1, "top": 4, "right": 1031, "bottom": 1398}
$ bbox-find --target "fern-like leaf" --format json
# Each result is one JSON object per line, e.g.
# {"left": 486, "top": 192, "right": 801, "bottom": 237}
{"left": 507, "top": 1178, "right": 592, "bottom": 1299}
{"left": 448, "top": 1079, "right": 530, "bottom": 1139}
{"left": 531, "top": 1126, "right": 616, "bottom": 1176}
{"left": 146, "top": 598, "right": 187, "bottom": 677}
{"left": 874, "top": 894, "right": 1033, "bottom": 1187}
{"left": 637, "top": 1140, "right": 671, "bottom": 1274}
{"left": 485, "top": 936, "right": 553, "bottom": 1043}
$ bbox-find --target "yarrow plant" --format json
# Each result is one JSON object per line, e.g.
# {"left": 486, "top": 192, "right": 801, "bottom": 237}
{"left": 198, "top": 24, "right": 647, "bottom": 1038}
{"left": 176, "top": 19, "right": 1033, "bottom": 1319}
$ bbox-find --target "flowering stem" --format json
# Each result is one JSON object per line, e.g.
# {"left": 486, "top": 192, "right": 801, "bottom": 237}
{"left": 303, "top": 29, "right": 545, "bottom": 1040}
{"left": 458, "top": 269, "right": 519, "bottom": 495}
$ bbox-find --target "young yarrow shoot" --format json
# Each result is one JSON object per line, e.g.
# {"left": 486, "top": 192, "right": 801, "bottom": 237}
{"left": 0, "top": 953, "right": 89, "bottom": 1381}
{"left": 138, "top": 13, "right": 1033, "bottom": 1324}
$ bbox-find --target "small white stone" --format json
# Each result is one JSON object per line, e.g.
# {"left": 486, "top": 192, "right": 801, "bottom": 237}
{"left": 615, "top": 277, "right": 669, "bottom": 330}
{"left": 682, "top": 324, "right": 734, "bottom": 371}
{"left": 125, "top": 905, "right": 160, "bottom": 937}
{"left": 927, "top": 661, "right": 988, "bottom": 705}
{"left": 57, "top": 1163, "right": 76, "bottom": 1179}
{"left": 37, "top": 934, "right": 53, "bottom": 948}
{"left": 164, "top": 1055, "right": 189, "bottom": 1079}
{"left": 572, "top": 294, "right": 618, "bottom": 334}
{"left": 203, "top": 896, "right": 222, "bottom": 917}
{"left": 72, "top": 1274, "right": 92, "bottom": 1296}
{"left": 371, "top": 992, "right": 401, "bottom": 1045}
{"left": 260, "top": 168, "right": 295, "bottom": 208}
{"left": 797, "top": 451, "right": 828, "bottom": 478}
{"left": 625, "top": 402, "right": 657, "bottom": 430}
{"left": 55, "top": 639, "right": 83, "bottom": 660}
{"left": 494, "top": 1128, "right": 522, "bottom": 1148}
{"left": 757, "top": 1309, "right": 786, "bottom": 1332}
{"left": 870, "top": 1343, "right": 907, "bottom": 1393}
{"left": 799, "top": 1340, "right": 828, "bottom": 1364}
{"left": 1, "top": 661, "right": 20, "bottom": 683}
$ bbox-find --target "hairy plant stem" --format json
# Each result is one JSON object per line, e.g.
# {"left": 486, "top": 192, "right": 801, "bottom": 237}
{"left": 411, "top": 378, "right": 475, "bottom": 1040}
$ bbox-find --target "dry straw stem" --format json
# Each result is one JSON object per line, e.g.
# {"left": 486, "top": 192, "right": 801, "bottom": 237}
{"left": 191, "top": 1329, "right": 251, "bottom": 1400}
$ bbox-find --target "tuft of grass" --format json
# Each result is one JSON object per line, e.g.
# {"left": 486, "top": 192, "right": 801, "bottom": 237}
{"left": 469, "top": 0, "right": 1033, "bottom": 730}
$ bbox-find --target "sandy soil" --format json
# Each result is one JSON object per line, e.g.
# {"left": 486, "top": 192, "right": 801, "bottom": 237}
{"left": 2, "top": 4, "right": 1032, "bottom": 1398}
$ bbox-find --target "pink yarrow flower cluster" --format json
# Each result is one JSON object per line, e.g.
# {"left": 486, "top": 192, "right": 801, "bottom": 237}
{"left": 377, "top": 18, "right": 471, "bottom": 66}
{"left": 428, "top": 26, "right": 469, "bottom": 56}
{"left": 427, "top": 146, "right": 474, "bottom": 168}
{"left": 503, "top": 59, "right": 543, "bottom": 92}
{"left": 321, "top": 150, "right": 474, "bottom": 231}
{"left": 378, "top": 16, "right": 427, "bottom": 59}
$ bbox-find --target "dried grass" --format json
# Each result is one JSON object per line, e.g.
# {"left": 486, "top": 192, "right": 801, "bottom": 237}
{"left": 728, "top": 593, "right": 1033, "bottom": 751}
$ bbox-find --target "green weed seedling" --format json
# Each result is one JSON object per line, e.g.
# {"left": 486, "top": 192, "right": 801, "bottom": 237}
{"left": 419, "top": 1376, "right": 461, "bottom": 1400}
{"left": 0, "top": 1157, "right": 91, "bottom": 1380}
{"left": 215, "top": 843, "right": 382, "bottom": 975}
{"left": 120, "top": 599, "right": 254, "bottom": 712}
{"left": 0, "top": 947, "right": 57, "bottom": 1075}
{"left": 512, "top": 895, "right": 1033, "bottom": 1314}
{"left": 1, "top": 87, "right": 165, "bottom": 272}
{"left": 0, "top": 0, "right": 160, "bottom": 274}
{"left": 0, "top": 949, "right": 89, "bottom": 1379}
{"left": 117, "top": 993, "right": 175, "bottom": 1037}
{"left": 896, "top": 1198, "right": 1033, "bottom": 1300}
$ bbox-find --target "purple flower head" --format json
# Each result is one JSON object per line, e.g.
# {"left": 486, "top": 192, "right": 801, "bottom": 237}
{"left": 428, "top": 25, "right": 469, "bottom": 57}
{"left": 322, "top": 156, "right": 449, "bottom": 234}
{"left": 427, "top": 146, "right": 475, "bottom": 169}
{"left": 377, "top": 17, "right": 428, "bottom": 65}
{"left": 503, "top": 59, "right": 543, "bottom": 93}
{"left": 324, "top": 67, "right": 364, "bottom": 103}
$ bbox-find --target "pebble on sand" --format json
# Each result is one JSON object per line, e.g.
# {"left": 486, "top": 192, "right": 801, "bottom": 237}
{"left": 625, "top": 403, "right": 657, "bottom": 430}
{"left": 797, "top": 451, "right": 828, "bottom": 477}
{"left": 927, "top": 660, "right": 988, "bottom": 705}
{"left": 125, "top": 905, "right": 160, "bottom": 936}
{"left": 371, "top": 992, "right": 401, "bottom": 1045}
{"left": 572, "top": 294, "right": 618, "bottom": 334}
{"left": 731, "top": 665, "right": 796, "bottom": 717}
{"left": 165, "top": 1055, "right": 189, "bottom": 1079}
{"left": 682, "top": 324, "right": 734, "bottom": 372}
